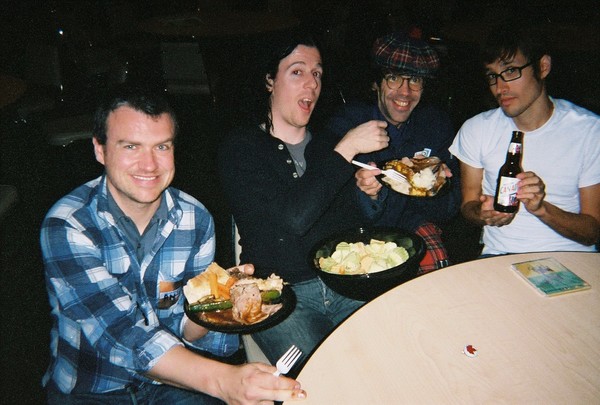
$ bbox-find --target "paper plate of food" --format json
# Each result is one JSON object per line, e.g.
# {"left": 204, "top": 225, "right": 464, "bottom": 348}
{"left": 379, "top": 156, "right": 449, "bottom": 197}
{"left": 183, "top": 262, "right": 296, "bottom": 333}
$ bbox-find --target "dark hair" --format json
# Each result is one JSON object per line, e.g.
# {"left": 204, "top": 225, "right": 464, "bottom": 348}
{"left": 240, "top": 29, "right": 321, "bottom": 132}
{"left": 93, "top": 84, "right": 179, "bottom": 144}
{"left": 368, "top": 66, "right": 387, "bottom": 90}
{"left": 482, "top": 23, "right": 550, "bottom": 79}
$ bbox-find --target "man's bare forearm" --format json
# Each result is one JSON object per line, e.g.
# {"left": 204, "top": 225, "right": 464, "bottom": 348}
{"left": 531, "top": 201, "right": 600, "bottom": 246}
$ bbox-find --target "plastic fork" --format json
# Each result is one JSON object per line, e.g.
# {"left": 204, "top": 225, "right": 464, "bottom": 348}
{"left": 273, "top": 345, "right": 302, "bottom": 376}
{"left": 351, "top": 160, "right": 407, "bottom": 182}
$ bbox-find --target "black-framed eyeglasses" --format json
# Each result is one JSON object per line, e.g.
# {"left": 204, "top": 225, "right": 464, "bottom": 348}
{"left": 485, "top": 62, "right": 532, "bottom": 86}
{"left": 383, "top": 74, "right": 424, "bottom": 91}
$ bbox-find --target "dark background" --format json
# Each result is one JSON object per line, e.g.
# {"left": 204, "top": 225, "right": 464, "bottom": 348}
{"left": 1, "top": 1, "right": 598, "bottom": 403}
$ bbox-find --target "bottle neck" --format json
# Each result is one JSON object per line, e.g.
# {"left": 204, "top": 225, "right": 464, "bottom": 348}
{"left": 505, "top": 148, "right": 522, "bottom": 167}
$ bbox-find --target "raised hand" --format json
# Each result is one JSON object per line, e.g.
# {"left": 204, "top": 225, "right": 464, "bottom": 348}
{"left": 334, "top": 120, "right": 389, "bottom": 161}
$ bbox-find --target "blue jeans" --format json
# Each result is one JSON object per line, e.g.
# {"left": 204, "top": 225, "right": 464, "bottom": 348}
{"left": 251, "top": 278, "right": 364, "bottom": 372}
{"left": 47, "top": 383, "right": 225, "bottom": 405}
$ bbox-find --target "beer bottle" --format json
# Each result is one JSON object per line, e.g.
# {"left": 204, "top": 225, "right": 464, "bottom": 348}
{"left": 494, "top": 131, "right": 524, "bottom": 213}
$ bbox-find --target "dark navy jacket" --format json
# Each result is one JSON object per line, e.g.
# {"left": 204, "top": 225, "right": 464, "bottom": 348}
{"left": 325, "top": 101, "right": 461, "bottom": 231}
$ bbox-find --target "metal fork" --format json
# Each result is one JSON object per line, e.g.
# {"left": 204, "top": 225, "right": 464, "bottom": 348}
{"left": 273, "top": 345, "right": 302, "bottom": 376}
{"left": 351, "top": 160, "right": 407, "bottom": 182}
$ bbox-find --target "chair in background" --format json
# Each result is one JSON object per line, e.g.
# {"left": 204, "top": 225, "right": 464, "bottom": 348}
{"left": 16, "top": 43, "right": 66, "bottom": 119}
{"left": 160, "top": 41, "right": 212, "bottom": 98}
{"left": 0, "top": 185, "right": 18, "bottom": 223}
{"left": 16, "top": 4, "right": 131, "bottom": 146}
{"left": 44, "top": 113, "right": 94, "bottom": 147}
{"left": 232, "top": 219, "right": 272, "bottom": 364}
{"left": 16, "top": 41, "right": 123, "bottom": 147}
{"left": 242, "top": 331, "right": 271, "bottom": 365}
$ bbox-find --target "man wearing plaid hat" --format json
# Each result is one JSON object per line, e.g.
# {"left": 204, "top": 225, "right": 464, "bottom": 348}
{"left": 326, "top": 31, "right": 461, "bottom": 273}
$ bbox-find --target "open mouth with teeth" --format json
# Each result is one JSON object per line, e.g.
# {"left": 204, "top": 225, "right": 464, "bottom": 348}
{"left": 299, "top": 98, "right": 313, "bottom": 112}
{"left": 132, "top": 175, "right": 162, "bottom": 186}
{"left": 392, "top": 99, "right": 410, "bottom": 110}
{"left": 133, "top": 175, "right": 158, "bottom": 181}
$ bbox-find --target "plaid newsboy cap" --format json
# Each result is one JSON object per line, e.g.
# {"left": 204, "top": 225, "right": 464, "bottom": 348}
{"left": 372, "top": 32, "right": 439, "bottom": 77}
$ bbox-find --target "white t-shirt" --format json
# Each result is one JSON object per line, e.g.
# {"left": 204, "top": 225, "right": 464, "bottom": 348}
{"left": 450, "top": 98, "right": 600, "bottom": 254}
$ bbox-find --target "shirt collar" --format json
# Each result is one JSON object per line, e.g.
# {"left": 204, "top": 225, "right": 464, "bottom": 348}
{"left": 105, "top": 183, "right": 169, "bottom": 226}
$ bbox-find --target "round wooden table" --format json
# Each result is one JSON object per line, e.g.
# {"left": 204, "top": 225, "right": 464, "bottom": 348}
{"left": 289, "top": 252, "right": 600, "bottom": 404}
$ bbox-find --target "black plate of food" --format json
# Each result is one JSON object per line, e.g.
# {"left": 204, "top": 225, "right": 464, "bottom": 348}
{"left": 378, "top": 157, "right": 450, "bottom": 198}
{"left": 184, "top": 285, "right": 296, "bottom": 334}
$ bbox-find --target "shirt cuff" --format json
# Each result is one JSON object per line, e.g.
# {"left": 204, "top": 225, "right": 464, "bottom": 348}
{"left": 141, "top": 331, "right": 184, "bottom": 372}
{"left": 185, "top": 331, "right": 240, "bottom": 357}
{"left": 181, "top": 314, "right": 239, "bottom": 357}
{"left": 358, "top": 186, "right": 388, "bottom": 216}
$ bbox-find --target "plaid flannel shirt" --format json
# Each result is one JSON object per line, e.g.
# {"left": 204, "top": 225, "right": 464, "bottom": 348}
{"left": 41, "top": 176, "right": 238, "bottom": 394}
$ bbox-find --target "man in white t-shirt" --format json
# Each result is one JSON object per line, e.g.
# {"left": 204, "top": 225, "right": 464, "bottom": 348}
{"left": 449, "top": 23, "right": 600, "bottom": 255}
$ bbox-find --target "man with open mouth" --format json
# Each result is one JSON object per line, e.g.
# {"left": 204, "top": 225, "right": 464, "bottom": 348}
{"left": 218, "top": 30, "right": 389, "bottom": 368}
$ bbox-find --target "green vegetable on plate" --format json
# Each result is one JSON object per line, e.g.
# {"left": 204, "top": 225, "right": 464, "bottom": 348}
{"left": 188, "top": 289, "right": 282, "bottom": 312}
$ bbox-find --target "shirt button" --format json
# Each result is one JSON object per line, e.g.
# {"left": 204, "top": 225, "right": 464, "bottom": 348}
{"left": 278, "top": 144, "right": 284, "bottom": 150}
{"left": 286, "top": 159, "right": 292, "bottom": 164}
{"left": 293, "top": 173, "right": 298, "bottom": 178}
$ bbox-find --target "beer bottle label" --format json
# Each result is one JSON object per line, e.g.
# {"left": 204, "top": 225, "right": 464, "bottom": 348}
{"left": 508, "top": 142, "right": 522, "bottom": 154}
{"left": 496, "top": 176, "right": 520, "bottom": 206}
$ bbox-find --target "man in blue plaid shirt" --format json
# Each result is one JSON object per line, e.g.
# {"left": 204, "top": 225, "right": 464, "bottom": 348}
{"left": 41, "top": 84, "right": 306, "bottom": 404}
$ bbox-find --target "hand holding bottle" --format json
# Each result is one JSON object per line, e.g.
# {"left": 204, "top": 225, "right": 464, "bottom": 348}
{"left": 478, "top": 195, "right": 515, "bottom": 227}
{"left": 516, "top": 171, "right": 547, "bottom": 216}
